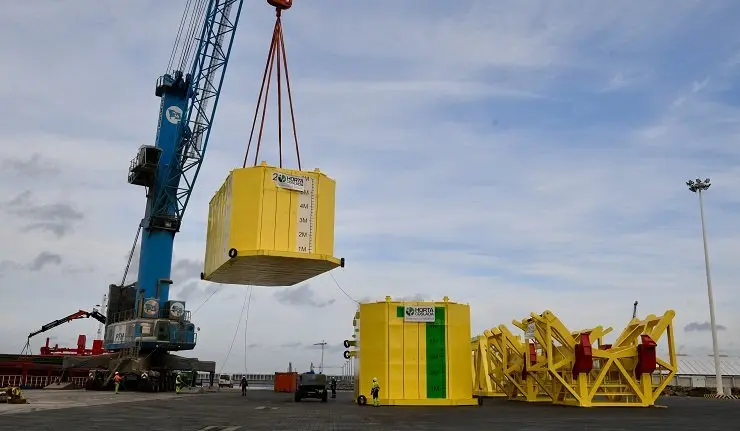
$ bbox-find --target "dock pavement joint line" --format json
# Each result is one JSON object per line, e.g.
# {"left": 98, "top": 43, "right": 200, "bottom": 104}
{"left": 0, "top": 393, "right": 186, "bottom": 416}
{"left": 195, "top": 427, "right": 241, "bottom": 431}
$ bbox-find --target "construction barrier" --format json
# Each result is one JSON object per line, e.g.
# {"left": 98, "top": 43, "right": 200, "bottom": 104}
{"left": 472, "top": 309, "right": 677, "bottom": 407}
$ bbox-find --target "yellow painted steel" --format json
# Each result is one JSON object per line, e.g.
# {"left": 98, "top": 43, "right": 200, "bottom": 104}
{"left": 347, "top": 296, "right": 477, "bottom": 406}
{"left": 202, "top": 162, "right": 341, "bottom": 286}
{"left": 507, "top": 322, "right": 612, "bottom": 404}
{"left": 472, "top": 309, "right": 677, "bottom": 408}
{"left": 471, "top": 334, "right": 506, "bottom": 398}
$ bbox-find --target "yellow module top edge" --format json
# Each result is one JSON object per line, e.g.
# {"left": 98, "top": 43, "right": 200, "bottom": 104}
{"left": 365, "top": 295, "right": 468, "bottom": 305}
{"left": 207, "top": 163, "right": 337, "bottom": 204}
{"left": 207, "top": 172, "right": 232, "bottom": 204}
{"left": 252, "top": 161, "right": 336, "bottom": 180}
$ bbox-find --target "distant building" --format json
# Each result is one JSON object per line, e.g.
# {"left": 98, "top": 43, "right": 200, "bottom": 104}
{"left": 665, "top": 356, "right": 740, "bottom": 389}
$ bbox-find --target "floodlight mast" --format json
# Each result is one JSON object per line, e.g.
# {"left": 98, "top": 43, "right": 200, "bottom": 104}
{"left": 686, "top": 177, "right": 723, "bottom": 395}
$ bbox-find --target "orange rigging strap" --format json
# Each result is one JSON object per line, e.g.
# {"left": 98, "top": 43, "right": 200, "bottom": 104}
{"left": 243, "top": 0, "right": 301, "bottom": 170}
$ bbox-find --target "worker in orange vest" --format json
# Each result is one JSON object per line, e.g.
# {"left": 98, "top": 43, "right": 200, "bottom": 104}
{"left": 113, "top": 371, "right": 123, "bottom": 394}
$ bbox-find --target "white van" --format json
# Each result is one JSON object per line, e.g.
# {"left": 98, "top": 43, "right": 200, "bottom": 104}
{"left": 218, "top": 374, "right": 233, "bottom": 388}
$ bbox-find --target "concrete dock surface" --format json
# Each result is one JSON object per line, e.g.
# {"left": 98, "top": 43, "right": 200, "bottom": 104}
{"left": 0, "top": 388, "right": 737, "bottom": 430}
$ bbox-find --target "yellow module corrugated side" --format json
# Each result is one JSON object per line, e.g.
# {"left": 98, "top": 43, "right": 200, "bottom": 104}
{"left": 202, "top": 162, "right": 342, "bottom": 286}
{"left": 351, "top": 296, "right": 476, "bottom": 406}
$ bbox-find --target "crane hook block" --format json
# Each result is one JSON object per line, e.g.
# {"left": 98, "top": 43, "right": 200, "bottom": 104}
{"left": 267, "top": 0, "right": 292, "bottom": 10}
{"left": 202, "top": 164, "right": 342, "bottom": 287}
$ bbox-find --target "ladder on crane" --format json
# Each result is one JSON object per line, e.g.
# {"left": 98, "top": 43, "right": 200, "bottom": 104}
{"left": 104, "top": 341, "right": 142, "bottom": 386}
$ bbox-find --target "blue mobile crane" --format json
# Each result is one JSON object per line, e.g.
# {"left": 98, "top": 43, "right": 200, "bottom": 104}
{"left": 62, "top": 0, "right": 246, "bottom": 391}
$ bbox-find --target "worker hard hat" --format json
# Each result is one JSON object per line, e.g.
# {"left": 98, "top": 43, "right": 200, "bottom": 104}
{"left": 115, "top": 371, "right": 119, "bottom": 375}
{"left": 372, "top": 377, "right": 377, "bottom": 382}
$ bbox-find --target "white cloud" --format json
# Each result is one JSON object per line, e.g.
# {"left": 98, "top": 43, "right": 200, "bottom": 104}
{"left": 1, "top": 0, "right": 740, "bottom": 373}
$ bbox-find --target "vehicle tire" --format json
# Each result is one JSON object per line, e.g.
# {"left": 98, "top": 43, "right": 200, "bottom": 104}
{"left": 477, "top": 396, "right": 483, "bottom": 406}
{"left": 343, "top": 350, "right": 351, "bottom": 359}
{"left": 343, "top": 339, "right": 351, "bottom": 348}
{"left": 228, "top": 248, "right": 238, "bottom": 258}
{"left": 294, "top": 392, "right": 301, "bottom": 402}
{"left": 357, "top": 395, "right": 367, "bottom": 406}
{"left": 322, "top": 390, "right": 328, "bottom": 402}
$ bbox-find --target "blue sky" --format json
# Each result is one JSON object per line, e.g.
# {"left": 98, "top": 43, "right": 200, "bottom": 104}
{"left": 1, "top": 0, "right": 740, "bottom": 373}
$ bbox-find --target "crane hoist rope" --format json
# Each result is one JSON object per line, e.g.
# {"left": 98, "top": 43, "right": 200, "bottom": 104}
{"left": 243, "top": 1, "right": 300, "bottom": 169}
{"left": 217, "top": 0, "right": 295, "bottom": 378}
{"left": 117, "top": 0, "right": 209, "bottom": 285}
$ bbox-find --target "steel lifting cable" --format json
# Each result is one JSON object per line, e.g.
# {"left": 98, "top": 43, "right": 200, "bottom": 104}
{"left": 167, "top": 0, "right": 194, "bottom": 72}
{"left": 120, "top": 225, "right": 142, "bottom": 286}
{"left": 166, "top": 0, "right": 208, "bottom": 73}
{"left": 243, "top": 286, "right": 253, "bottom": 375}
{"left": 243, "top": 4, "right": 301, "bottom": 170}
{"left": 218, "top": 286, "right": 253, "bottom": 375}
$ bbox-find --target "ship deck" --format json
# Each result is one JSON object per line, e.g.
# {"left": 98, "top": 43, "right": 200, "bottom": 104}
{"left": 0, "top": 388, "right": 736, "bottom": 430}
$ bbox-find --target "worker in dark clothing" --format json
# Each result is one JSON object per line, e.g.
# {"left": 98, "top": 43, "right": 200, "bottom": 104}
{"left": 330, "top": 377, "right": 337, "bottom": 398}
{"left": 240, "top": 376, "right": 248, "bottom": 396}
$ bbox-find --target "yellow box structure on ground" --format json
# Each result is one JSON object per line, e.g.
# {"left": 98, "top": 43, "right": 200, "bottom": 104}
{"left": 203, "top": 162, "right": 342, "bottom": 286}
{"left": 345, "top": 296, "right": 477, "bottom": 406}
{"left": 471, "top": 309, "right": 678, "bottom": 408}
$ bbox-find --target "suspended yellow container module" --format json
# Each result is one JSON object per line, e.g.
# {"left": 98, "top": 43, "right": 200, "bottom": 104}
{"left": 346, "top": 296, "right": 477, "bottom": 406}
{"left": 202, "top": 162, "right": 343, "bottom": 286}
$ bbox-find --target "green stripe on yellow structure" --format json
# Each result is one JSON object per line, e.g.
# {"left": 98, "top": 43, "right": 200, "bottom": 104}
{"left": 426, "top": 307, "right": 446, "bottom": 398}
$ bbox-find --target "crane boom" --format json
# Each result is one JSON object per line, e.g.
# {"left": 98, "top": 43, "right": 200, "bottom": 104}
{"left": 28, "top": 310, "right": 106, "bottom": 339}
{"left": 106, "top": 0, "right": 245, "bottom": 353}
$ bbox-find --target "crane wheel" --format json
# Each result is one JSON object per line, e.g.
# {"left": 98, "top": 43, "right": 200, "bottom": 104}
{"left": 228, "top": 248, "right": 238, "bottom": 258}
{"left": 343, "top": 339, "right": 351, "bottom": 348}
{"left": 343, "top": 350, "right": 351, "bottom": 359}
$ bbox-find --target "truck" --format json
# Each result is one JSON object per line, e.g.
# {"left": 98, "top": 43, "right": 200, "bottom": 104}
{"left": 294, "top": 372, "right": 328, "bottom": 402}
{"left": 218, "top": 374, "right": 234, "bottom": 388}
